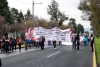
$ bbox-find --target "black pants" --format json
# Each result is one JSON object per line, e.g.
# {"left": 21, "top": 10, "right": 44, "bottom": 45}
{"left": 14, "top": 44, "right": 16, "bottom": 50}
{"left": 18, "top": 44, "right": 21, "bottom": 51}
{"left": 12, "top": 45, "right": 14, "bottom": 51}
{"left": 0, "top": 59, "right": 2, "bottom": 67}
{"left": 5, "top": 46, "right": 9, "bottom": 53}
{"left": 77, "top": 41, "right": 80, "bottom": 50}
{"left": 53, "top": 43, "right": 56, "bottom": 48}
{"left": 41, "top": 41, "right": 44, "bottom": 50}
{"left": 91, "top": 43, "right": 93, "bottom": 52}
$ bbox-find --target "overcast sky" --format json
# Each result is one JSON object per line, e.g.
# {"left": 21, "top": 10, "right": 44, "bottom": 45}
{"left": 7, "top": 0, "right": 91, "bottom": 28}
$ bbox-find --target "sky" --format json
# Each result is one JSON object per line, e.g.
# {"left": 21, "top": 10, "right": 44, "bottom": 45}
{"left": 7, "top": 0, "right": 91, "bottom": 29}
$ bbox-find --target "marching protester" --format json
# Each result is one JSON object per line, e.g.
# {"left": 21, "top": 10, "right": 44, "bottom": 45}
{"left": 76, "top": 34, "right": 80, "bottom": 50}
{"left": 52, "top": 39, "right": 56, "bottom": 49}
{"left": 40, "top": 35, "right": 45, "bottom": 50}
{"left": 12, "top": 38, "right": 17, "bottom": 50}
{"left": 85, "top": 35, "right": 89, "bottom": 45}
{"left": 1, "top": 38, "right": 5, "bottom": 52}
{"left": 48, "top": 40, "right": 51, "bottom": 47}
{"left": 9, "top": 37, "right": 13, "bottom": 51}
{"left": 25, "top": 39, "right": 28, "bottom": 50}
{"left": 83, "top": 36, "right": 87, "bottom": 45}
{"left": 5, "top": 37, "right": 10, "bottom": 53}
{"left": 72, "top": 34, "right": 76, "bottom": 49}
{"left": 90, "top": 34, "right": 94, "bottom": 52}
{"left": 35, "top": 39, "right": 39, "bottom": 48}
{"left": 59, "top": 39, "right": 62, "bottom": 47}
{"left": 17, "top": 37, "right": 22, "bottom": 52}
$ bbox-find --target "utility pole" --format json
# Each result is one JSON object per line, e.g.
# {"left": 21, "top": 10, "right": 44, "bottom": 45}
{"left": 32, "top": 1, "right": 42, "bottom": 20}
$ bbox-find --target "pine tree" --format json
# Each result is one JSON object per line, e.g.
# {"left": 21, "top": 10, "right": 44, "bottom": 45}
{"left": 0, "top": 0, "right": 14, "bottom": 24}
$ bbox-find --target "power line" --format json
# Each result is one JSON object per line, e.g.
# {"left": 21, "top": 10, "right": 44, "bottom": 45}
{"left": 34, "top": 5, "right": 46, "bottom": 12}
{"left": 14, "top": 0, "right": 31, "bottom": 4}
{"left": 13, "top": 0, "right": 45, "bottom": 12}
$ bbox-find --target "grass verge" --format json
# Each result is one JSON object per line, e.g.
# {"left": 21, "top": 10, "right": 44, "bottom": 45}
{"left": 95, "top": 38, "right": 100, "bottom": 64}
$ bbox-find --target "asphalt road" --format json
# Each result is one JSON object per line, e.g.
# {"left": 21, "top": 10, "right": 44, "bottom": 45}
{"left": 1, "top": 45, "right": 92, "bottom": 67}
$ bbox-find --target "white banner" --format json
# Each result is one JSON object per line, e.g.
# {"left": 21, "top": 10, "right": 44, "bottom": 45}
{"left": 25, "top": 27, "right": 72, "bottom": 45}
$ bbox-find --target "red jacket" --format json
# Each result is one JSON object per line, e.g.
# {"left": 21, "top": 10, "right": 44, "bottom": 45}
{"left": 17, "top": 38, "right": 22, "bottom": 44}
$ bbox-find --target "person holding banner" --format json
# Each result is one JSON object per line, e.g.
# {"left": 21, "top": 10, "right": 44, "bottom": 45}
{"left": 40, "top": 36, "right": 45, "bottom": 50}
{"left": 59, "top": 38, "right": 62, "bottom": 47}
{"left": 72, "top": 34, "right": 76, "bottom": 49}
{"left": 52, "top": 39, "right": 56, "bottom": 49}
{"left": 48, "top": 40, "right": 51, "bottom": 47}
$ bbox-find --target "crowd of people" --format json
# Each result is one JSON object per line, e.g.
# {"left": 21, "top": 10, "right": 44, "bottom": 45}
{"left": 0, "top": 36, "right": 22, "bottom": 53}
{"left": 25, "top": 35, "right": 62, "bottom": 50}
{"left": 72, "top": 33, "right": 94, "bottom": 52}
{"left": 0, "top": 35, "right": 63, "bottom": 53}
{"left": 0, "top": 33, "right": 94, "bottom": 54}
{"left": 0, "top": 34, "right": 94, "bottom": 67}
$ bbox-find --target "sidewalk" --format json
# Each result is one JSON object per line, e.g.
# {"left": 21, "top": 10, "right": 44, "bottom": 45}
{"left": 0, "top": 46, "right": 49, "bottom": 58}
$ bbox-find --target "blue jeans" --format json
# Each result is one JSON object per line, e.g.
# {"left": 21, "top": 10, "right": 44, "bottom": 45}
{"left": 72, "top": 41, "right": 76, "bottom": 49}
{"left": 48, "top": 41, "right": 51, "bottom": 46}
{"left": 35, "top": 42, "right": 38, "bottom": 47}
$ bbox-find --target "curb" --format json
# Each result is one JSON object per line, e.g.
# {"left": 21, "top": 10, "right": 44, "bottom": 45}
{"left": 16, "top": 45, "right": 25, "bottom": 49}
{"left": 93, "top": 45, "right": 97, "bottom": 67}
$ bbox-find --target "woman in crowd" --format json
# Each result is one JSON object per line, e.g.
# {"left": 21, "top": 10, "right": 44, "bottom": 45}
{"left": 17, "top": 37, "right": 22, "bottom": 52}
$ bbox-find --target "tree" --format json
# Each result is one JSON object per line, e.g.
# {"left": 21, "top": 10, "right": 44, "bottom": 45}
{"left": 58, "top": 11, "right": 68, "bottom": 26}
{"left": 77, "top": 24, "right": 84, "bottom": 34}
{"left": 0, "top": 0, "right": 14, "bottom": 24}
{"left": 24, "top": 9, "right": 31, "bottom": 20}
{"left": 11, "top": 8, "right": 20, "bottom": 22}
{"left": 68, "top": 18, "right": 77, "bottom": 33}
{"left": 19, "top": 10, "right": 24, "bottom": 21}
{"left": 0, "top": 16, "right": 5, "bottom": 37}
{"left": 47, "top": 0, "right": 68, "bottom": 26}
{"left": 38, "top": 19, "right": 49, "bottom": 28}
{"left": 78, "top": 0, "right": 100, "bottom": 37}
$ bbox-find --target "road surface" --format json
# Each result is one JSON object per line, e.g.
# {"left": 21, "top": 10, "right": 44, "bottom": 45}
{"left": 1, "top": 45, "right": 92, "bottom": 67}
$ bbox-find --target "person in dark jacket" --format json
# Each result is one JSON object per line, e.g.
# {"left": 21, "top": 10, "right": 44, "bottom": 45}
{"left": 76, "top": 34, "right": 80, "bottom": 50}
{"left": 12, "top": 38, "right": 17, "bottom": 50}
{"left": 0, "top": 59, "right": 2, "bottom": 67}
{"left": 40, "top": 36, "right": 45, "bottom": 50}
{"left": 5, "top": 37, "right": 9, "bottom": 53}
{"left": 90, "top": 34, "right": 94, "bottom": 52}
{"left": 52, "top": 39, "right": 56, "bottom": 49}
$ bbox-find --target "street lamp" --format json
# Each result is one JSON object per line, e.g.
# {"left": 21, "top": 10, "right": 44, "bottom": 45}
{"left": 32, "top": 1, "right": 42, "bottom": 20}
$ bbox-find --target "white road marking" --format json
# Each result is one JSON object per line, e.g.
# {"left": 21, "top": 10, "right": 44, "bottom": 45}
{"left": 47, "top": 51, "right": 61, "bottom": 58}
{"left": 76, "top": 52, "right": 82, "bottom": 53}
